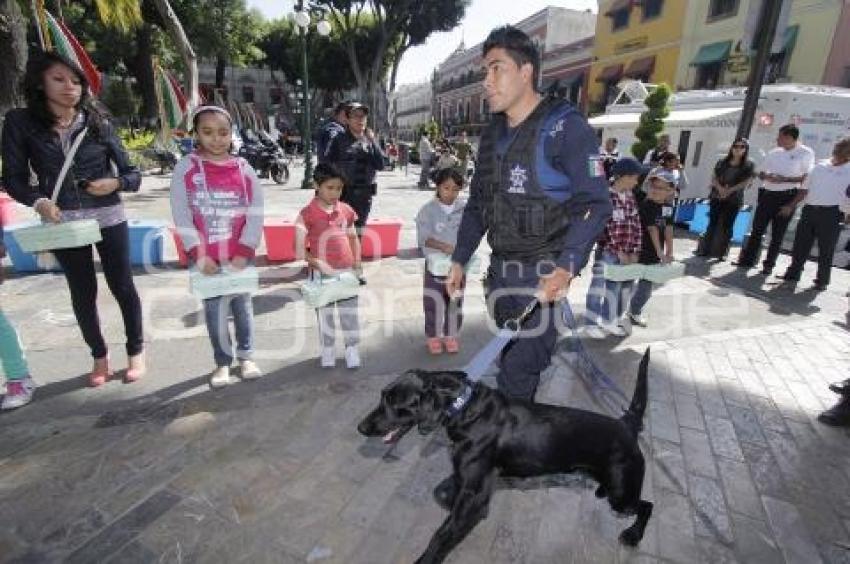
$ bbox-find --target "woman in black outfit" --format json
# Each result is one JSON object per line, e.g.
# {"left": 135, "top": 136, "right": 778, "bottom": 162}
{"left": 1, "top": 52, "right": 145, "bottom": 386}
{"left": 696, "top": 138, "right": 755, "bottom": 260}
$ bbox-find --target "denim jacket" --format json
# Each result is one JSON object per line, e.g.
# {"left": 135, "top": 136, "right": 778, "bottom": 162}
{"left": 1, "top": 108, "right": 141, "bottom": 210}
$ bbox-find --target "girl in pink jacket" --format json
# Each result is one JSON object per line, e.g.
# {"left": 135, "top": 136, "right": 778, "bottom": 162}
{"left": 170, "top": 106, "right": 264, "bottom": 388}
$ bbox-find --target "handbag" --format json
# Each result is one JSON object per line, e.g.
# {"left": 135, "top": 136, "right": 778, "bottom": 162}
{"left": 12, "top": 127, "right": 103, "bottom": 253}
{"left": 603, "top": 262, "right": 685, "bottom": 283}
{"left": 300, "top": 271, "right": 360, "bottom": 308}
{"left": 190, "top": 266, "right": 259, "bottom": 299}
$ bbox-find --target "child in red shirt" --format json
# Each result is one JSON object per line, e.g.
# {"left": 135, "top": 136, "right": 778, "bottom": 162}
{"left": 295, "top": 163, "right": 362, "bottom": 369}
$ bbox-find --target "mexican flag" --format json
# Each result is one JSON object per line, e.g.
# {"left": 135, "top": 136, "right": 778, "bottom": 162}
{"left": 156, "top": 65, "right": 188, "bottom": 129}
{"left": 43, "top": 11, "right": 102, "bottom": 95}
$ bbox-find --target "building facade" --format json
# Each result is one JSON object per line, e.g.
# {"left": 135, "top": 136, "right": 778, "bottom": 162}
{"left": 197, "top": 62, "right": 283, "bottom": 114}
{"left": 589, "top": 0, "right": 689, "bottom": 113}
{"left": 540, "top": 36, "right": 594, "bottom": 113}
{"left": 389, "top": 82, "right": 433, "bottom": 142}
{"left": 675, "top": 0, "right": 849, "bottom": 92}
{"left": 433, "top": 6, "right": 597, "bottom": 138}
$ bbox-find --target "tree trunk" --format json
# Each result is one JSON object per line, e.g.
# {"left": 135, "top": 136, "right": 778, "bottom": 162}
{"left": 132, "top": 24, "right": 158, "bottom": 123}
{"left": 215, "top": 55, "right": 226, "bottom": 89}
{"left": 150, "top": 0, "right": 199, "bottom": 111}
{"left": 0, "top": 0, "right": 27, "bottom": 128}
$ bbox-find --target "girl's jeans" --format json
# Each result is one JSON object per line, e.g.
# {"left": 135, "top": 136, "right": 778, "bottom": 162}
{"left": 629, "top": 280, "right": 655, "bottom": 316}
{"left": 585, "top": 249, "right": 633, "bottom": 325}
{"left": 203, "top": 293, "right": 254, "bottom": 367}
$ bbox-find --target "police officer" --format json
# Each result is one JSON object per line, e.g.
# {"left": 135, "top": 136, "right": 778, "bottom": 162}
{"left": 325, "top": 102, "right": 386, "bottom": 234}
{"left": 317, "top": 100, "right": 351, "bottom": 165}
{"left": 446, "top": 26, "right": 611, "bottom": 402}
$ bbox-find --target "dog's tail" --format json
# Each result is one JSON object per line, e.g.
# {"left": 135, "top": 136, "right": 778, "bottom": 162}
{"left": 620, "top": 348, "right": 650, "bottom": 438}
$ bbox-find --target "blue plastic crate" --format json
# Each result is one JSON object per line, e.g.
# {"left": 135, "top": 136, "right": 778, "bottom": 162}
{"left": 674, "top": 199, "right": 697, "bottom": 223}
{"left": 688, "top": 202, "right": 710, "bottom": 234}
{"left": 127, "top": 220, "right": 166, "bottom": 266}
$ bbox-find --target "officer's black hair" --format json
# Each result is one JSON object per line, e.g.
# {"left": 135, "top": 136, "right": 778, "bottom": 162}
{"left": 482, "top": 25, "right": 540, "bottom": 89}
{"left": 433, "top": 167, "right": 464, "bottom": 189}
{"left": 779, "top": 124, "right": 800, "bottom": 140}
{"left": 313, "top": 162, "right": 348, "bottom": 188}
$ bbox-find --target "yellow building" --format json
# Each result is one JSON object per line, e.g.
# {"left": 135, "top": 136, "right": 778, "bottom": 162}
{"left": 675, "top": 0, "right": 846, "bottom": 91}
{"left": 589, "top": 0, "right": 689, "bottom": 113}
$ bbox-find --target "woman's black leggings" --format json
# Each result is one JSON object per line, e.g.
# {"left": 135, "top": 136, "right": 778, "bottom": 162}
{"left": 53, "top": 221, "right": 144, "bottom": 359}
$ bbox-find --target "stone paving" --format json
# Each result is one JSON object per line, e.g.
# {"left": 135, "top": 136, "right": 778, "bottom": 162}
{"left": 1, "top": 164, "right": 850, "bottom": 563}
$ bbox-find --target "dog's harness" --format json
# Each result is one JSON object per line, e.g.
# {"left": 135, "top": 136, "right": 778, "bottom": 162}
{"left": 445, "top": 384, "right": 474, "bottom": 418}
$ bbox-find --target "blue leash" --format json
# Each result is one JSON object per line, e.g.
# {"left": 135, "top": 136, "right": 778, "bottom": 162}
{"left": 461, "top": 299, "right": 630, "bottom": 415}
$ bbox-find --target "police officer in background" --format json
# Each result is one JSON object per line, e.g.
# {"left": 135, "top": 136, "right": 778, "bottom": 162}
{"left": 317, "top": 100, "right": 351, "bottom": 165}
{"left": 325, "top": 102, "right": 386, "bottom": 235}
{"left": 446, "top": 26, "right": 611, "bottom": 402}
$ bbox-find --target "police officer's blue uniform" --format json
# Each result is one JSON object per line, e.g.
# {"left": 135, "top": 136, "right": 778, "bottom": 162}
{"left": 452, "top": 96, "right": 612, "bottom": 401}
{"left": 325, "top": 129, "right": 386, "bottom": 230}
{"left": 317, "top": 119, "right": 346, "bottom": 165}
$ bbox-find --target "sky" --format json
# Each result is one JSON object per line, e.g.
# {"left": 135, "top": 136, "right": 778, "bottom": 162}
{"left": 246, "top": 0, "right": 598, "bottom": 88}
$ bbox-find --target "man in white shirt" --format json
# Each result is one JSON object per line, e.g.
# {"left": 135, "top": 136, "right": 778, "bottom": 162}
{"left": 779, "top": 137, "right": 850, "bottom": 289}
{"left": 418, "top": 133, "right": 434, "bottom": 189}
{"left": 734, "top": 124, "right": 815, "bottom": 274}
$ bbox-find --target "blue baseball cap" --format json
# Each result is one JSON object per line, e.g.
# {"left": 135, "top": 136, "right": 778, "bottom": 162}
{"left": 610, "top": 157, "right": 644, "bottom": 178}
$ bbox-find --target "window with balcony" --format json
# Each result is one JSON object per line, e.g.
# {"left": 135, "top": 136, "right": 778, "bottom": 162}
{"left": 695, "top": 62, "right": 723, "bottom": 89}
{"left": 707, "top": 0, "right": 738, "bottom": 21}
{"left": 642, "top": 0, "right": 663, "bottom": 20}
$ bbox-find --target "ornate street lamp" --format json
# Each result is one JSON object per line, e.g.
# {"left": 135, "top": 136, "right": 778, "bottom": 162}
{"left": 293, "top": 1, "right": 331, "bottom": 189}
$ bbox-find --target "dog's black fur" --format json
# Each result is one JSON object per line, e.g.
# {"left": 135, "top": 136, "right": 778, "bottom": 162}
{"left": 357, "top": 349, "right": 653, "bottom": 564}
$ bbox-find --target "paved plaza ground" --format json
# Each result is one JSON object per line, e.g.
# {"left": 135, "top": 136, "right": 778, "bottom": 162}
{"left": 1, "top": 164, "right": 850, "bottom": 563}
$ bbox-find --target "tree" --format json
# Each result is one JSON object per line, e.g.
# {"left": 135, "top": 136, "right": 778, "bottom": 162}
{"left": 0, "top": 0, "right": 28, "bottom": 125}
{"left": 631, "top": 83, "right": 671, "bottom": 162}
{"left": 315, "top": 0, "right": 469, "bottom": 127}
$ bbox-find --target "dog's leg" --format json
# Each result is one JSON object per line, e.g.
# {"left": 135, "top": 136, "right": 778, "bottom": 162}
{"left": 416, "top": 466, "right": 497, "bottom": 564}
{"left": 433, "top": 474, "right": 458, "bottom": 511}
{"left": 619, "top": 500, "right": 653, "bottom": 546}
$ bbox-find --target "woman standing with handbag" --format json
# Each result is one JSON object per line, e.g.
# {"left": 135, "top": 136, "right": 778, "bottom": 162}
{"left": 1, "top": 52, "right": 144, "bottom": 387}
{"left": 696, "top": 138, "right": 755, "bottom": 260}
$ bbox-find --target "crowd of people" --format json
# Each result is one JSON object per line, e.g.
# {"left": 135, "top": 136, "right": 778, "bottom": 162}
{"left": 1, "top": 28, "right": 849, "bottom": 428}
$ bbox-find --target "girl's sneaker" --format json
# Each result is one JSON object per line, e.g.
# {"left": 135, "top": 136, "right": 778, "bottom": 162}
{"left": 210, "top": 366, "right": 231, "bottom": 388}
{"left": 345, "top": 346, "right": 361, "bottom": 369}
{"left": 2, "top": 376, "right": 36, "bottom": 410}
{"left": 427, "top": 337, "right": 443, "bottom": 355}
{"left": 320, "top": 347, "right": 336, "bottom": 368}
{"left": 89, "top": 356, "right": 112, "bottom": 387}
{"left": 579, "top": 324, "right": 606, "bottom": 339}
{"left": 239, "top": 360, "right": 262, "bottom": 380}
{"left": 443, "top": 337, "right": 460, "bottom": 354}
{"left": 628, "top": 313, "right": 648, "bottom": 327}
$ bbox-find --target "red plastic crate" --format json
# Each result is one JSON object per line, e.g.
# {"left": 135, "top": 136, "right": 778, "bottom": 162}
{"left": 263, "top": 220, "right": 297, "bottom": 262}
{"left": 361, "top": 217, "right": 402, "bottom": 258}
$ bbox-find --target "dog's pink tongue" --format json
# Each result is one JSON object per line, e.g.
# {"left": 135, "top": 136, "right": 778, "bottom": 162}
{"left": 382, "top": 429, "right": 398, "bottom": 444}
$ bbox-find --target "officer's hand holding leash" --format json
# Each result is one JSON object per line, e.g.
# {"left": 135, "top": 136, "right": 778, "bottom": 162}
{"left": 537, "top": 266, "right": 573, "bottom": 303}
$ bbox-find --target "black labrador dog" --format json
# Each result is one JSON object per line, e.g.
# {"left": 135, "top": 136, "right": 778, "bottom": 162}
{"left": 357, "top": 349, "right": 652, "bottom": 564}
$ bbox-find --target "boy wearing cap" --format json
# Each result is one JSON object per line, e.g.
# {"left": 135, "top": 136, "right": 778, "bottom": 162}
{"left": 584, "top": 158, "right": 643, "bottom": 338}
{"left": 627, "top": 167, "right": 677, "bottom": 327}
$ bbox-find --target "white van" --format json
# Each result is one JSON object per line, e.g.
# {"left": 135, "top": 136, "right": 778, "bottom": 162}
{"left": 590, "top": 84, "right": 850, "bottom": 266}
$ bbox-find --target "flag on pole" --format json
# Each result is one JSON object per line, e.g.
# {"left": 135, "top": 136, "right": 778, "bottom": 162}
{"left": 43, "top": 11, "right": 102, "bottom": 95}
{"left": 156, "top": 65, "right": 188, "bottom": 129}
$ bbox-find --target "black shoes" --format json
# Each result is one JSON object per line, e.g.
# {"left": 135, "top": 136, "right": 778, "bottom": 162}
{"left": 432, "top": 475, "right": 457, "bottom": 511}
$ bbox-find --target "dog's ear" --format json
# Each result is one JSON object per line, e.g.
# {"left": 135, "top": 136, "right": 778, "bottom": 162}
{"left": 416, "top": 383, "right": 443, "bottom": 434}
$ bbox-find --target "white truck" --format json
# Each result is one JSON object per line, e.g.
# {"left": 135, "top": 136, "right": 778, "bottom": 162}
{"left": 589, "top": 83, "right": 850, "bottom": 266}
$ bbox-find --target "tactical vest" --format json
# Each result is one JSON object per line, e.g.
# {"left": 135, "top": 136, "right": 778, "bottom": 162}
{"left": 334, "top": 132, "right": 378, "bottom": 190}
{"left": 477, "top": 97, "right": 575, "bottom": 262}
